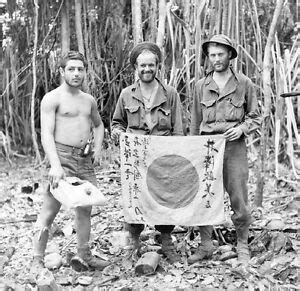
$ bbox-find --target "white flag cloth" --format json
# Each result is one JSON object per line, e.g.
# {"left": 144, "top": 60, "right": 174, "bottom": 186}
{"left": 120, "top": 133, "right": 226, "bottom": 226}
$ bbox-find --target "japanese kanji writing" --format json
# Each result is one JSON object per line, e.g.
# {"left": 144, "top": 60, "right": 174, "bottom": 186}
{"left": 202, "top": 138, "right": 218, "bottom": 208}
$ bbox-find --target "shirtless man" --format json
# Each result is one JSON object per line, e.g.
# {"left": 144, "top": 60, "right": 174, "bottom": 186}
{"left": 31, "top": 51, "right": 110, "bottom": 273}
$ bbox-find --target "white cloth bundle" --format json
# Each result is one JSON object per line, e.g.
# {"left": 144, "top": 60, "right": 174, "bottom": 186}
{"left": 50, "top": 177, "right": 106, "bottom": 209}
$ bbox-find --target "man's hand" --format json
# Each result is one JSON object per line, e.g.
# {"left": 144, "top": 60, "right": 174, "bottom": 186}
{"left": 111, "top": 128, "right": 123, "bottom": 146}
{"left": 48, "top": 166, "right": 65, "bottom": 188}
{"left": 92, "top": 150, "right": 102, "bottom": 166}
{"left": 223, "top": 127, "right": 243, "bottom": 141}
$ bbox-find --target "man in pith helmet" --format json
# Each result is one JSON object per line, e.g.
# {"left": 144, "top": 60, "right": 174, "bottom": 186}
{"left": 190, "top": 34, "right": 260, "bottom": 265}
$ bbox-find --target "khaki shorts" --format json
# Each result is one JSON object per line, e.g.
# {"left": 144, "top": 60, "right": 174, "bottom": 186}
{"left": 49, "top": 142, "right": 97, "bottom": 186}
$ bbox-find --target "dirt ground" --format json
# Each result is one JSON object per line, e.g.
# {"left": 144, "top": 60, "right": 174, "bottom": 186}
{"left": 0, "top": 154, "right": 299, "bottom": 290}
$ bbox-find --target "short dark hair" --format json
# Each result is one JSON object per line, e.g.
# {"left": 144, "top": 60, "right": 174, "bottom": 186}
{"left": 59, "top": 51, "right": 87, "bottom": 69}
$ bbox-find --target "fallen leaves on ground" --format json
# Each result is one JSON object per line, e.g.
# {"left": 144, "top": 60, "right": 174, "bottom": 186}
{"left": 0, "top": 155, "right": 299, "bottom": 290}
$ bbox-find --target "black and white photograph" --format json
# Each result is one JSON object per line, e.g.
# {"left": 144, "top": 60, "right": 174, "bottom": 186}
{"left": 0, "top": 0, "right": 299, "bottom": 289}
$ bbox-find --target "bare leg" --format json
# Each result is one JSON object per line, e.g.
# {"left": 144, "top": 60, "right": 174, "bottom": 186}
{"left": 75, "top": 206, "right": 92, "bottom": 248}
{"left": 70, "top": 206, "right": 110, "bottom": 271}
{"left": 33, "top": 190, "right": 61, "bottom": 257}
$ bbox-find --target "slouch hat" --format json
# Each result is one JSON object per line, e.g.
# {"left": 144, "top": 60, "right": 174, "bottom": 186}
{"left": 130, "top": 42, "right": 162, "bottom": 66}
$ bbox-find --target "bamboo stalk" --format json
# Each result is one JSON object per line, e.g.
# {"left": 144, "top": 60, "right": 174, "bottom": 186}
{"left": 183, "top": 0, "right": 191, "bottom": 103}
{"left": 61, "top": 0, "right": 70, "bottom": 55}
{"left": 216, "top": 0, "right": 222, "bottom": 34}
{"left": 227, "top": 0, "right": 232, "bottom": 36}
{"left": 166, "top": 1, "right": 176, "bottom": 85}
{"left": 255, "top": 0, "right": 285, "bottom": 207}
{"left": 75, "top": 0, "right": 85, "bottom": 54}
{"left": 131, "top": 0, "right": 143, "bottom": 44}
{"left": 234, "top": 0, "right": 239, "bottom": 71}
{"left": 149, "top": 0, "right": 157, "bottom": 43}
{"left": 221, "top": 0, "right": 228, "bottom": 35}
{"left": 156, "top": 0, "right": 166, "bottom": 48}
{"left": 31, "top": 0, "right": 42, "bottom": 163}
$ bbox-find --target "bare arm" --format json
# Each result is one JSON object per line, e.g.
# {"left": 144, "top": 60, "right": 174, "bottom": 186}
{"left": 90, "top": 97, "right": 104, "bottom": 165}
{"left": 41, "top": 93, "right": 65, "bottom": 187}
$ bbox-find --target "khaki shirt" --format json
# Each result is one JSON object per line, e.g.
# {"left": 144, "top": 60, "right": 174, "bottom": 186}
{"left": 112, "top": 79, "right": 183, "bottom": 136}
{"left": 190, "top": 69, "right": 261, "bottom": 136}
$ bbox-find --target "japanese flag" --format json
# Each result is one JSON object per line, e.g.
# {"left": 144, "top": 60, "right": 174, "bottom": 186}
{"left": 120, "top": 133, "right": 226, "bottom": 226}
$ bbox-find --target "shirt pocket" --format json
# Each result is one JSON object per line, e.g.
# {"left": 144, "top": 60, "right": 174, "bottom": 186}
{"left": 157, "top": 107, "right": 171, "bottom": 130}
{"left": 224, "top": 97, "right": 245, "bottom": 121}
{"left": 125, "top": 105, "right": 141, "bottom": 128}
{"left": 200, "top": 99, "right": 216, "bottom": 123}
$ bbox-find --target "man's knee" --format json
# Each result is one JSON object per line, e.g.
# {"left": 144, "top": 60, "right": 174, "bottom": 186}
{"left": 37, "top": 205, "right": 60, "bottom": 226}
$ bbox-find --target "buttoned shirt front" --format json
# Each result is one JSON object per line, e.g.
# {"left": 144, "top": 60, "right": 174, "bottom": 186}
{"left": 112, "top": 79, "right": 183, "bottom": 136}
{"left": 190, "top": 68, "right": 260, "bottom": 136}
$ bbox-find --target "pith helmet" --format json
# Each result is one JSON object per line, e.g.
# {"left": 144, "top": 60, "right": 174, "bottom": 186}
{"left": 202, "top": 34, "right": 237, "bottom": 59}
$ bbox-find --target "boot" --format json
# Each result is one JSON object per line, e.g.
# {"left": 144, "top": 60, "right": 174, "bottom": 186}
{"left": 70, "top": 246, "right": 110, "bottom": 272}
{"left": 30, "top": 255, "right": 45, "bottom": 277}
{"left": 127, "top": 232, "right": 141, "bottom": 254}
{"left": 31, "top": 226, "right": 49, "bottom": 276}
{"left": 188, "top": 226, "right": 215, "bottom": 264}
{"left": 236, "top": 227, "right": 250, "bottom": 265}
{"left": 160, "top": 233, "right": 180, "bottom": 264}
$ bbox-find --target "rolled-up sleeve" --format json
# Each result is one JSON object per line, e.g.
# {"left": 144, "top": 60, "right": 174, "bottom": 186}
{"left": 111, "top": 91, "right": 127, "bottom": 133}
{"left": 239, "top": 78, "right": 261, "bottom": 136}
{"left": 190, "top": 81, "right": 203, "bottom": 136}
{"left": 170, "top": 90, "right": 184, "bottom": 136}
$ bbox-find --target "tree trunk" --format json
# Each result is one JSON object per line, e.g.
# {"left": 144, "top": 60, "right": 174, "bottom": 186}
{"left": 221, "top": 0, "right": 228, "bottom": 35}
{"left": 149, "top": 0, "right": 157, "bottom": 43}
{"left": 75, "top": 0, "right": 84, "bottom": 54}
{"left": 31, "top": 0, "right": 42, "bottom": 163}
{"left": 166, "top": 1, "right": 176, "bottom": 85}
{"left": 194, "top": 1, "right": 201, "bottom": 82}
{"left": 183, "top": 0, "right": 191, "bottom": 102}
{"left": 61, "top": 0, "right": 70, "bottom": 55}
{"left": 82, "top": 0, "right": 90, "bottom": 93}
{"left": 156, "top": 0, "right": 166, "bottom": 48}
{"left": 131, "top": 0, "right": 143, "bottom": 44}
{"left": 255, "top": 0, "right": 284, "bottom": 207}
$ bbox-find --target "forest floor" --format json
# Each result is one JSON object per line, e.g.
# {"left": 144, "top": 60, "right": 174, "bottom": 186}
{"left": 0, "top": 148, "right": 299, "bottom": 290}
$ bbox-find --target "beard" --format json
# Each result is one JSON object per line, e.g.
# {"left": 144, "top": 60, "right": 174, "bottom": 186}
{"left": 138, "top": 70, "right": 156, "bottom": 83}
{"left": 213, "top": 60, "right": 230, "bottom": 72}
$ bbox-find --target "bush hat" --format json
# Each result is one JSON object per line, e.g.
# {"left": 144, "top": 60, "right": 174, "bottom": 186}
{"left": 202, "top": 34, "right": 237, "bottom": 59}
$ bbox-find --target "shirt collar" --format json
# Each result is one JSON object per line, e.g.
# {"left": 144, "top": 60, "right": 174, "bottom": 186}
{"left": 204, "top": 65, "right": 238, "bottom": 85}
{"left": 131, "top": 77, "right": 168, "bottom": 106}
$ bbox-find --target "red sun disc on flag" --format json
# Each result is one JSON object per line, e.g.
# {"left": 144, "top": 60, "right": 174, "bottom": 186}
{"left": 146, "top": 154, "right": 199, "bottom": 209}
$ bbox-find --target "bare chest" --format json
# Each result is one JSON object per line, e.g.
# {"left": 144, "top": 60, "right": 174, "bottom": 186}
{"left": 57, "top": 98, "right": 91, "bottom": 118}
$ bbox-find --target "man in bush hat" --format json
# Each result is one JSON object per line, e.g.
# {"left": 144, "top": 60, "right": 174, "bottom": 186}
{"left": 189, "top": 34, "right": 261, "bottom": 265}
{"left": 111, "top": 42, "right": 183, "bottom": 263}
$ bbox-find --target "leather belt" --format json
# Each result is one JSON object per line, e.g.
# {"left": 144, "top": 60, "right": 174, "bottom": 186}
{"left": 55, "top": 142, "right": 83, "bottom": 155}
